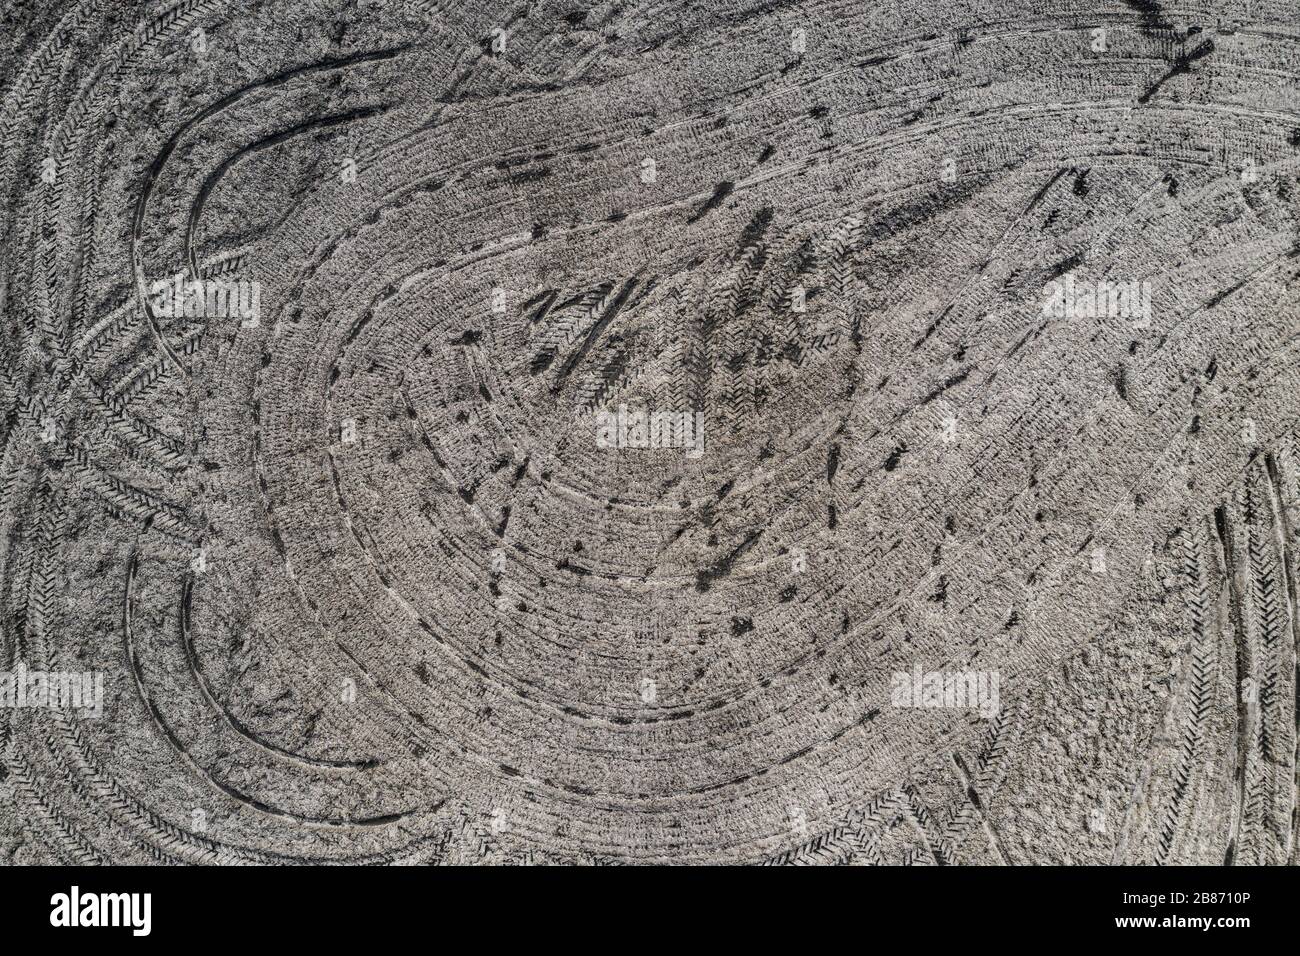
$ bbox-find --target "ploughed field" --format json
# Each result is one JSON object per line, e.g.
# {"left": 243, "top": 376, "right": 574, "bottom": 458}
{"left": 1, "top": 0, "right": 1298, "bottom": 864}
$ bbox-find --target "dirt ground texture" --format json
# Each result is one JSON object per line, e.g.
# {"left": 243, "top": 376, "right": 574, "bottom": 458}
{"left": 1, "top": 0, "right": 1298, "bottom": 864}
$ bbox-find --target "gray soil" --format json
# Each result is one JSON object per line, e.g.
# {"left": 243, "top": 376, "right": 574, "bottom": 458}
{"left": 1, "top": 0, "right": 1298, "bottom": 864}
